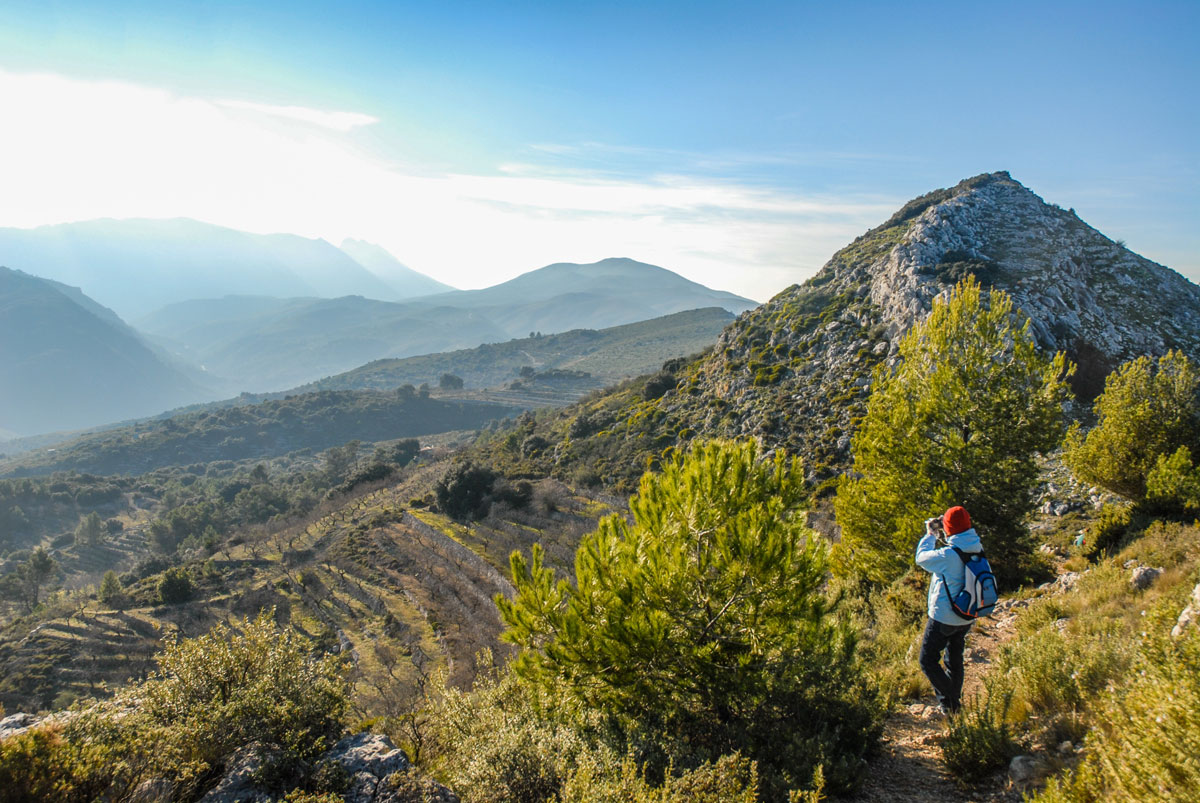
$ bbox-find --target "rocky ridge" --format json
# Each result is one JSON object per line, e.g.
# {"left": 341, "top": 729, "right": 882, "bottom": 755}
{"left": 533, "top": 172, "right": 1200, "bottom": 488}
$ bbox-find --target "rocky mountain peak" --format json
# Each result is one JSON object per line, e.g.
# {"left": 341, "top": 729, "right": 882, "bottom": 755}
{"left": 674, "top": 172, "right": 1200, "bottom": 473}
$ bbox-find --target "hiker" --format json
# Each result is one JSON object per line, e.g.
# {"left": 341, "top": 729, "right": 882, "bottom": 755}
{"left": 915, "top": 505, "right": 982, "bottom": 714}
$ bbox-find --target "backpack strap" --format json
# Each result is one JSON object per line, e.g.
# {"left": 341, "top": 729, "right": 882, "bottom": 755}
{"left": 951, "top": 546, "right": 985, "bottom": 563}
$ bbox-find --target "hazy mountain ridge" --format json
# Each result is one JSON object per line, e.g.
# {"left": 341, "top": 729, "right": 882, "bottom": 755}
{"left": 339, "top": 238, "right": 456, "bottom": 297}
{"left": 478, "top": 172, "right": 1200, "bottom": 490}
{"left": 138, "top": 258, "right": 756, "bottom": 392}
{"left": 0, "top": 218, "right": 441, "bottom": 318}
{"left": 0, "top": 267, "right": 212, "bottom": 437}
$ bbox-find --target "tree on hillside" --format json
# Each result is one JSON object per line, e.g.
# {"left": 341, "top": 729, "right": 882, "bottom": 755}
{"left": 21, "top": 546, "right": 57, "bottom": 610}
{"left": 74, "top": 511, "right": 105, "bottom": 547}
{"left": 99, "top": 570, "right": 127, "bottom": 610}
{"left": 322, "top": 439, "right": 361, "bottom": 484}
{"left": 834, "top": 277, "right": 1073, "bottom": 584}
{"left": 439, "top": 373, "right": 464, "bottom": 390}
{"left": 497, "top": 439, "right": 879, "bottom": 796}
{"left": 158, "top": 567, "right": 193, "bottom": 605}
{"left": 1063, "top": 350, "right": 1200, "bottom": 502}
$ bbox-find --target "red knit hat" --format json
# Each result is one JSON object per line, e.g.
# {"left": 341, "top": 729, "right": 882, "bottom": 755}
{"left": 943, "top": 506, "right": 972, "bottom": 536}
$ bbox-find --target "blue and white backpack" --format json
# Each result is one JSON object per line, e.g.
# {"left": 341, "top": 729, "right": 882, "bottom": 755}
{"left": 942, "top": 547, "right": 999, "bottom": 619}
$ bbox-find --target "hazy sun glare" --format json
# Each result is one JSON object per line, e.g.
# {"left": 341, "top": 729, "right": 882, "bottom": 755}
{"left": 0, "top": 70, "right": 893, "bottom": 299}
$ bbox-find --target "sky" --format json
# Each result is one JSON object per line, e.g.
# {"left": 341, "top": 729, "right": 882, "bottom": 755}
{"left": 0, "top": 0, "right": 1195, "bottom": 302}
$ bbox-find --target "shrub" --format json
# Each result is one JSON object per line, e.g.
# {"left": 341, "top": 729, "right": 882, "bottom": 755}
{"left": 1144, "top": 446, "right": 1200, "bottom": 514}
{"left": 560, "top": 752, "right": 761, "bottom": 803}
{"left": 1064, "top": 350, "right": 1200, "bottom": 502}
{"left": 157, "top": 566, "right": 193, "bottom": 604}
{"left": 426, "top": 655, "right": 596, "bottom": 803}
{"left": 941, "top": 686, "right": 1021, "bottom": 784}
{"left": 1087, "top": 503, "right": 1134, "bottom": 554}
{"left": 1032, "top": 628, "right": 1200, "bottom": 802}
{"left": 434, "top": 462, "right": 498, "bottom": 520}
{"left": 497, "top": 439, "right": 881, "bottom": 796}
{"left": 98, "top": 570, "right": 126, "bottom": 610}
{"left": 129, "top": 612, "right": 349, "bottom": 795}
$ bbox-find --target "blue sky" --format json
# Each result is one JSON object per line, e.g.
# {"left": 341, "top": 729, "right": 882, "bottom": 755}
{"left": 0, "top": 0, "right": 1195, "bottom": 300}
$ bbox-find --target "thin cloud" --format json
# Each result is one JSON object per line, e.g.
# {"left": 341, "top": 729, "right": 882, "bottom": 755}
{"left": 216, "top": 99, "right": 378, "bottom": 132}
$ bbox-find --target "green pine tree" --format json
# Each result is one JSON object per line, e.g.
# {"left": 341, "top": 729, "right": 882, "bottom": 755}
{"left": 497, "top": 439, "right": 878, "bottom": 796}
{"left": 74, "top": 511, "right": 105, "bottom": 547}
{"left": 833, "top": 276, "right": 1072, "bottom": 584}
{"left": 1063, "top": 350, "right": 1200, "bottom": 502}
{"left": 99, "top": 570, "right": 126, "bottom": 609}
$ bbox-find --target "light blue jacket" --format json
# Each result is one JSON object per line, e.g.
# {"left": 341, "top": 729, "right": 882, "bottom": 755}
{"left": 915, "top": 527, "right": 983, "bottom": 625}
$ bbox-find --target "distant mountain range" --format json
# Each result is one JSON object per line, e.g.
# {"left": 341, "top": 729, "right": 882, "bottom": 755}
{"left": 0, "top": 267, "right": 212, "bottom": 436}
{"left": 136, "top": 258, "right": 758, "bottom": 391}
{"left": 0, "top": 218, "right": 451, "bottom": 318}
{"left": 0, "top": 245, "right": 754, "bottom": 438}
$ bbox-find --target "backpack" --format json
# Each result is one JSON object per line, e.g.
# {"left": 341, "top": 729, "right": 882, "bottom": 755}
{"left": 941, "top": 547, "right": 999, "bottom": 619}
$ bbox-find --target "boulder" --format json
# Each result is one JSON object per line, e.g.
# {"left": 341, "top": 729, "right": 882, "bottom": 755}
{"left": 0, "top": 712, "right": 39, "bottom": 740}
{"left": 320, "top": 733, "right": 411, "bottom": 803}
{"left": 1172, "top": 582, "right": 1200, "bottom": 639}
{"left": 1009, "top": 754, "right": 1042, "bottom": 784}
{"left": 1131, "top": 566, "right": 1164, "bottom": 591}
{"left": 198, "top": 743, "right": 276, "bottom": 803}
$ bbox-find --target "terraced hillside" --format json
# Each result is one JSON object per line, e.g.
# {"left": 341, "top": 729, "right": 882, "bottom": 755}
{"left": 0, "top": 466, "right": 619, "bottom": 714}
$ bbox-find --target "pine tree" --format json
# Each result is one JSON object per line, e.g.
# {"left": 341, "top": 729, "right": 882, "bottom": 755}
{"left": 1063, "top": 350, "right": 1200, "bottom": 502}
{"left": 99, "top": 569, "right": 126, "bottom": 609}
{"left": 497, "top": 439, "right": 878, "bottom": 795}
{"left": 833, "top": 277, "right": 1072, "bottom": 584}
{"left": 75, "top": 511, "right": 105, "bottom": 547}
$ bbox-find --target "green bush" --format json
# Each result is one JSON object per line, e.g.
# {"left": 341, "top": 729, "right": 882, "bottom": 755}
{"left": 157, "top": 566, "right": 193, "bottom": 604}
{"left": 426, "top": 655, "right": 596, "bottom": 803}
{"left": 1064, "top": 350, "right": 1200, "bottom": 502}
{"left": 0, "top": 724, "right": 118, "bottom": 803}
{"left": 941, "top": 686, "right": 1020, "bottom": 784}
{"left": 49, "top": 612, "right": 352, "bottom": 800}
{"left": 497, "top": 439, "right": 881, "bottom": 797}
{"left": 560, "top": 752, "right": 762, "bottom": 803}
{"left": 434, "top": 462, "right": 498, "bottom": 520}
{"left": 1144, "top": 446, "right": 1200, "bottom": 514}
{"left": 1087, "top": 503, "right": 1135, "bottom": 554}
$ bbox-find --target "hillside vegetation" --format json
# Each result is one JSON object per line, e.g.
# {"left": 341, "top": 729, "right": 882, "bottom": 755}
{"left": 1, "top": 389, "right": 519, "bottom": 477}
{"left": 296, "top": 307, "right": 735, "bottom": 394}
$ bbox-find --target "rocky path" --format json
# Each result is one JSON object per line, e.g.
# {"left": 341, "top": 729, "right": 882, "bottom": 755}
{"left": 849, "top": 596, "right": 1035, "bottom": 803}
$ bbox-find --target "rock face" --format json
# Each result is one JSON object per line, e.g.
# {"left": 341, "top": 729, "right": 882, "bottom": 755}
{"left": 658, "top": 173, "right": 1200, "bottom": 473}
{"left": 863, "top": 173, "right": 1200, "bottom": 398}
{"left": 321, "top": 732, "right": 410, "bottom": 803}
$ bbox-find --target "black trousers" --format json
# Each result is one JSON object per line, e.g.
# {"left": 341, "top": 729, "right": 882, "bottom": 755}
{"left": 919, "top": 617, "right": 973, "bottom": 712}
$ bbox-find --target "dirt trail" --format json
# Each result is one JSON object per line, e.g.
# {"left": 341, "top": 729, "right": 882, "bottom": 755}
{"left": 849, "top": 596, "right": 1034, "bottom": 803}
